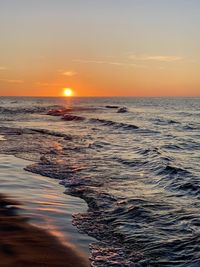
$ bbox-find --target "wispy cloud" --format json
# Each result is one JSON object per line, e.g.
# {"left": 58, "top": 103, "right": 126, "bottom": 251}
{"left": 130, "top": 54, "right": 183, "bottom": 62}
{"left": 73, "top": 59, "right": 148, "bottom": 69}
{"left": 73, "top": 59, "right": 124, "bottom": 66}
{"left": 61, "top": 71, "right": 77, "bottom": 76}
{"left": 0, "top": 66, "right": 8, "bottom": 71}
{"left": 0, "top": 79, "right": 24, "bottom": 84}
{"left": 73, "top": 54, "right": 182, "bottom": 69}
{"left": 36, "top": 82, "right": 63, "bottom": 87}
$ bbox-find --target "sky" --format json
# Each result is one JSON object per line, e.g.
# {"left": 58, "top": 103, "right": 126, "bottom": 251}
{"left": 0, "top": 0, "right": 200, "bottom": 97}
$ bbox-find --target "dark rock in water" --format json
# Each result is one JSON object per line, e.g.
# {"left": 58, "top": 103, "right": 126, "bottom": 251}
{"left": 117, "top": 107, "right": 128, "bottom": 113}
{"left": 62, "top": 114, "right": 85, "bottom": 121}
{"left": 105, "top": 105, "right": 119, "bottom": 109}
{"left": 168, "top": 119, "right": 178, "bottom": 124}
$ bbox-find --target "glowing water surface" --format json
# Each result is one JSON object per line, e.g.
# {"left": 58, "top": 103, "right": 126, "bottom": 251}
{"left": 0, "top": 154, "right": 94, "bottom": 253}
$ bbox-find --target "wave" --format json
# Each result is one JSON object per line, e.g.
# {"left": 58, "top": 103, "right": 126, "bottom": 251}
{"left": 62, "top": 114, "right": 85, "bottom": 121}
{"left": 176, "top": 182, "right": 200, "bottom": 194}
{"left": 162, "top": 144, "right": 183, "bottom": 150}
{"left": 0, "top": 98, "right": 198, "bottom": 266}
{"left": 47, "top": 108, "right": 72, "bottom": 116}
{"left": 157, "top": 164, "right": 191, "bottom": 176}
{"left": 0, "top": 105, "right": 99, "bottom": 116}
{"left": 105, "top": 105, "right": 119, "bottom": 109}
{"left": 182, "top": 124, "right": 200, "bottom": 131}
{"left": 153, "top": 118, "right": 179, "bottom": 125}
{"left": 89, "top": 118, "right": 139, "bottom": 130}
{"left": 113, "top": 151, "right": 198, "bottom": 198}
{"left": 46, "top": 107, "right": 139, "bottom": 130}
{"left": 47, "top": 106, "right": 99, "bottom": 116}
{"left": 0, "top": 105, "right": 65, "bottom": 114}
{"left": 29, "top": 128, "right": 73, "bottom": 140}
{"left": 1, "top": 123, "right": 200, "bottom": 266}
{"left": 113, "top": 156, "right": 148, "bottom": 168}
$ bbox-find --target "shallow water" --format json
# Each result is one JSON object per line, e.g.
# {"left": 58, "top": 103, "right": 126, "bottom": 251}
{"left": 0, "top": 96, "right": 199, "bottom": 266}
{"left": 0, "top": 154, "right": 94, "bottom": 253}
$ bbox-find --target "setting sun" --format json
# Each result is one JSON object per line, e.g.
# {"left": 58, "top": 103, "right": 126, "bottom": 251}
{"left": 63, "top": 88, "right": 73, "bottom": 97}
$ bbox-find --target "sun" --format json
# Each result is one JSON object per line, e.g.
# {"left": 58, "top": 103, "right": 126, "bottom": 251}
{"left": 63, "top": 88, "right": 73, "bottom": 97}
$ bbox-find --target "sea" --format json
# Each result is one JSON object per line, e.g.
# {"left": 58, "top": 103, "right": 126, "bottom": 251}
{"left": 0, "top": 96, "right": 199, "bottom": 266}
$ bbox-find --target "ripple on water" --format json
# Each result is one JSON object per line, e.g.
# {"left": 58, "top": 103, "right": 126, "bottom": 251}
{"left": 0, "top": 97, "right": 199, "bottom": 266}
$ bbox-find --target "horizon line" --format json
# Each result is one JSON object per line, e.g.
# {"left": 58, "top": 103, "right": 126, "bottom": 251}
{"left": 0, "top": 95, "right": 199, "bottom": 98}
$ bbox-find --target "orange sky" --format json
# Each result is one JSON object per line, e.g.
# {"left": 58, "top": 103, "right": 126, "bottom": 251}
{"left": 0, "top": 1, "right": 200, "bottom": 97}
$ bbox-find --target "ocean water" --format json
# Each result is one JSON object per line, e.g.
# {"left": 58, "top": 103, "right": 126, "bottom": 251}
{"left": 0, "top": 96, "right": 199, "bottom": 266}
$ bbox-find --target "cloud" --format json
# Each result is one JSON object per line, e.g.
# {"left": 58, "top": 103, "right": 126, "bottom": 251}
{"left": 130, "top": 54, "right": 183, "bottom": 62}
{"left": 73, "top": 59, "right": 124, "bottom": 66}
{"left": 35, "top": 82, "right": 50, "bottom": 87}
{"left": 0, "top": 66, "right": 8, "bottom": 71}
{"left": 73, "top": 59, "right": 148, "bottom": 69}
{"left": 61, "top": 71, "right": 77, "bottom": 76}
{"left": 36, "top": 82, "right": 62, "bottom": 87}
{"left": 73, "top": 54, "right": 182, "bottom": 69}
{"left": 0, "top": 79, "right": 24, "bottom": 84}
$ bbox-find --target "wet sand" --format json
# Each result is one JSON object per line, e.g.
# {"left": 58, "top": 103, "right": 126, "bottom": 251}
{"left": 0, "top": 193, "right": 90, "bottom": 267}
{"left": 0, "top": 154, "right": 95, "bottom": 253}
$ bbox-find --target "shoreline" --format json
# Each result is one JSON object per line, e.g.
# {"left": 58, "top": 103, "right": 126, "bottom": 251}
{"left": 0, "top": 127, "right": 138, "bottom": 266}
{"left": 0, "top": 153, "right": 95, "bottom": 251}
{"left": 0, "top": 193, "right": 90, "bottom": 267}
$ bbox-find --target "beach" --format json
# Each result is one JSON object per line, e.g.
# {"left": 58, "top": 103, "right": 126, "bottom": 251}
{"left": 1, "top": 0, "right": 200, "bottom": 265}
{"left": 0, "top": 193, "right": 89, "bottom": 267}
{"left": 0, "top": 128, "right": 94, "bottom": 266}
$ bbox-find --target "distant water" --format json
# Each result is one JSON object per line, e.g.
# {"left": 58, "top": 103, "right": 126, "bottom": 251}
{"left": 0, "top": 96, "right": 200, "bottom": 266}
